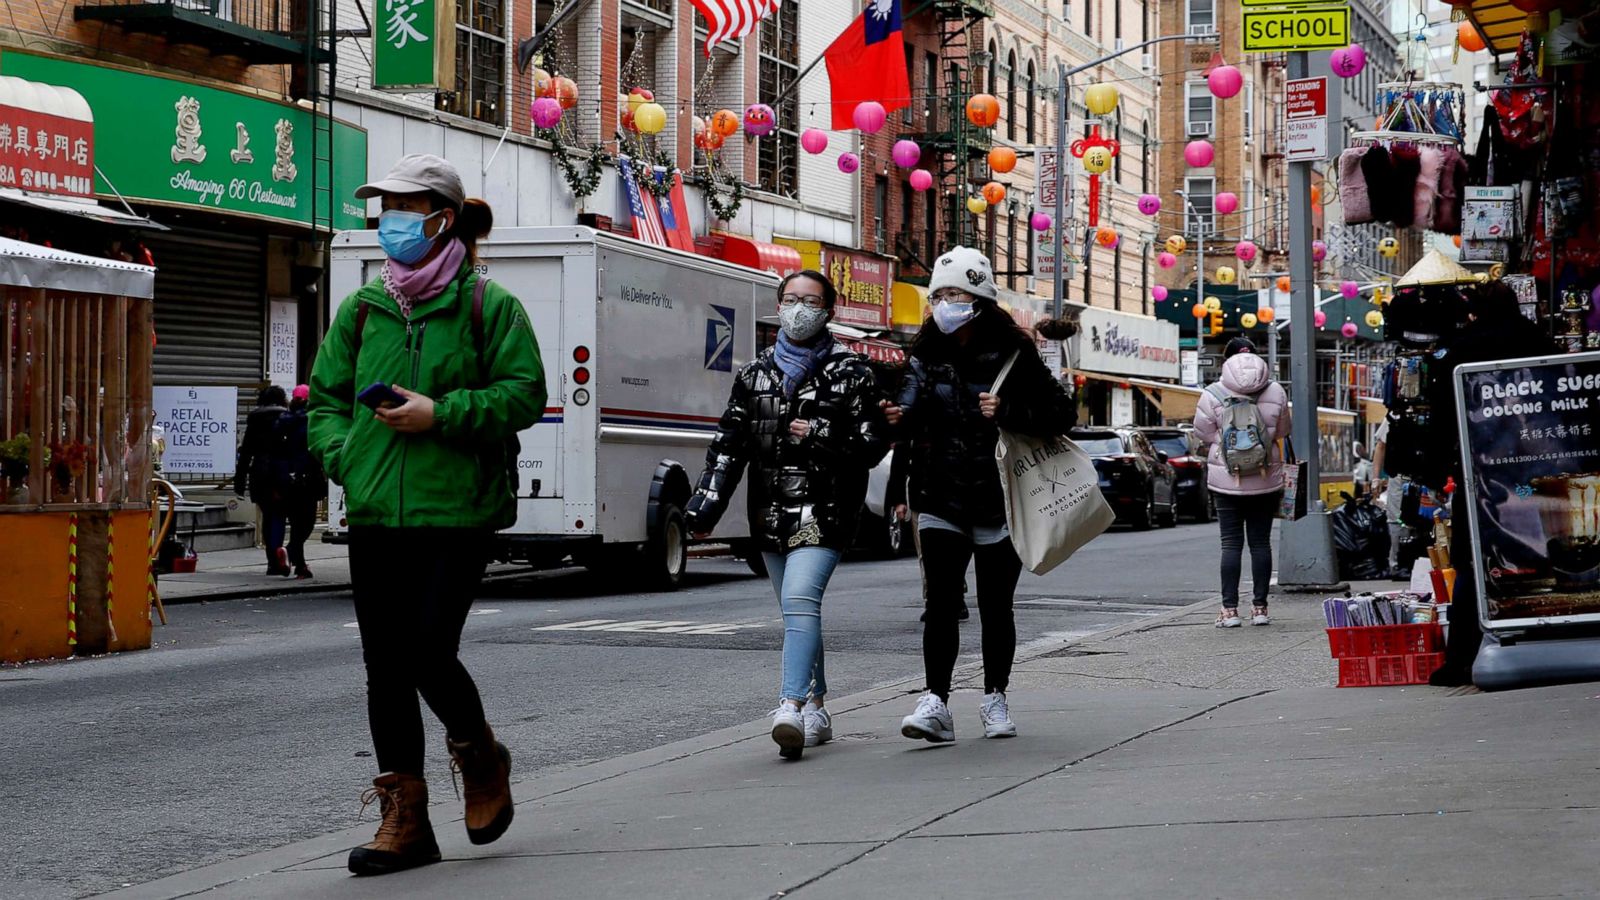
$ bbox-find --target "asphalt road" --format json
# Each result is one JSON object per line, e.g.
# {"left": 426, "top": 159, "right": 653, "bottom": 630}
{"left": 1, "top": 520, "right": 1226, "bottom": 898}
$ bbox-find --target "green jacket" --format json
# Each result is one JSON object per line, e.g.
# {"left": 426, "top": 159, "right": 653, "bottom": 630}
{"left": 307, "top": 263, "right": 547, "bottom": 530}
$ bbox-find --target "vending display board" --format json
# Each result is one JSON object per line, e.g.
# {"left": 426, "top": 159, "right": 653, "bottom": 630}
{"left": 1456, "top": 352, "right": 1600, "bottom": 631}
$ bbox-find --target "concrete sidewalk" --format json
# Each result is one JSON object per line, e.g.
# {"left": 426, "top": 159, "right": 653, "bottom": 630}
{"left": 155, "top": 539, "right": 354, "bottom": 603}
{"left": 108, "top": 592, "right": 1600, "bottom": 899}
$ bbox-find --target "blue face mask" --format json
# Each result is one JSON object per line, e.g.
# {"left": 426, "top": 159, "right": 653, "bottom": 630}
{"left": 377, "top": 209, "right": 444, "bottom": 265}
{"left": 932, "top": 300, "right": 977, "bottom": 334}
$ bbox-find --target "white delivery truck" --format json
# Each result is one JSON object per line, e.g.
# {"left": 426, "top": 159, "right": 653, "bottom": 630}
{"left": 325, "top": 226, "right": 776, "bottom": 588}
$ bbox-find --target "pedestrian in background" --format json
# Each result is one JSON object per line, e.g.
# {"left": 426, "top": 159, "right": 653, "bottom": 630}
{"left": 1193, "top": 337, "right": 1290, "bottom": 628}
{"left": 270, "top": 384, "right": 324, "bottom": 579}
{"left": 309, "top": 154, "right": 547, "bottom": 875}
{"left": 882, "top": 247, "right": 1076, "bottom": 743}
{"left": 236, "top": 384, "right": 290, "bottom": 576}
{"left": 686, "top": 270, "right": 889, "bottom": 760}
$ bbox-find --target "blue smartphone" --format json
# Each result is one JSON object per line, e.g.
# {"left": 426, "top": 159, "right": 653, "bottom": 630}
{"left": 358, "top": 382, "right": 407, "bottom": 411}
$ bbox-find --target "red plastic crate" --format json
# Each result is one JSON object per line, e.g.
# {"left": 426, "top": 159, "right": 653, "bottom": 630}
{"left": 1325, "top": 624, "right": 1443, "bottom": 659}
{"left": 1336, "top": 651, "right": 1446, "bottom": 687}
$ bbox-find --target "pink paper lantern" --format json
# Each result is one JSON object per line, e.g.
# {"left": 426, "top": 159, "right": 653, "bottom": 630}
{"left": 743, "top": 103, "right": 777, "bottom": 137}
{"left": 530, "top": 97, "right": 563, "bottom": 129}
{"left": 1341, "top": 321, "right": 1360, "bottom": 338}
{"left": 1330, "top": 45, "right": 1367, "bottom": 79}
{"left": 1184, "top": 140, "right": 1215, "bottom": 168}
{"left": 1314, "top": 310, "right": 1328, "bottom": 328}
{"left": 1312, "top": 240, "right": 1328, "bottom": 262}
{"left": 838, "top": 152, "right": 860, "bottom": 174}
{"left": 1340, "top": 280, "right": 1360, "bottom": 299}
{"left": 892, "top": 140, "right": 921, "bottom": 168}
{"left": 1030, "top": 211, "right": 1052, "bottom": 232}
{"left": 1208, "top": 64, "right": 1243, "bottom": 99}
{"left": 909, "top": 168, "right": 933, "bottom": 191}
{"left": 1235, "top": 241, "right": 1257, "bottom": 262}
{"left": 1152, "top": 285, "right": 1169, "bottom": 301}
{"left": 852, "top": 101, "right": 887, "bottom": 133}
{"left": 800, "top": 128, "right": 829, "bottom": 155}
{"left": 1137, "top": 194, "right": 1161, "bottom": 216}
{"left": 1158, "top": 252, "right": 1178, "bottom": 269}
{"left": 1215, "top": 192, "right": 1239, "bottom": 215}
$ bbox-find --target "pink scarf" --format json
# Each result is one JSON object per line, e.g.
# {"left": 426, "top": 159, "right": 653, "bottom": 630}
{"left": 382, "top": 238, "right": 466, "bottom": 318}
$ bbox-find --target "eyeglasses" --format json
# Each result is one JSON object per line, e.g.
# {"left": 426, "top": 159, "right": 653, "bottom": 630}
{"left": 930, "top": 289, "right": 970, "bottom": 304}
{"left": 779, "top": 294, "right": 828, "bottom": 309}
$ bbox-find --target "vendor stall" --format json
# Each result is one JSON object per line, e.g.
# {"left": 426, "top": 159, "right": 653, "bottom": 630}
{"left": 1, "top": 237, "right": 156, "bottom": 663}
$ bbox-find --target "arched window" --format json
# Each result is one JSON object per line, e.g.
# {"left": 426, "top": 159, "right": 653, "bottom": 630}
{"left": 1140, "top": 117, "right": 1151, "bottom": 194}
{"left": 1006, "top": 50, "right": 1017, "bottom": 142}
{"left": 987, "top": 40, "right": 997, "bottom": 95}
{"left": 1025, "top": 60, "right": 1037, "bottom": 144}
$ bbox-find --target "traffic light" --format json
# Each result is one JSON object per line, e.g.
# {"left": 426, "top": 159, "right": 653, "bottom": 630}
{"left": 1209, "top": 309, "right": 1224, "bottom": 336}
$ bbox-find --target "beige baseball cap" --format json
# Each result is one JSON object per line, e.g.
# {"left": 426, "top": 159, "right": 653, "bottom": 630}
{"left": 354, "top": 153, "right": 465, "bottom": 208}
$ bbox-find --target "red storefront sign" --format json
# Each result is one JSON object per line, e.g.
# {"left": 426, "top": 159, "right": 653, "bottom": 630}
{"left": 821, "top": 246, "right": 894, "bottom": 330}
{"left": 0, "top": 103, "right": 94, "bottom": 198}
{"left": 835, "top": 335, "right": 905, "bottom": 365}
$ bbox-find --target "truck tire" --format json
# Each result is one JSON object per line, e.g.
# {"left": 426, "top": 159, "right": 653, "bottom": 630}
{"left": 743, "top": 549, "right": 768, "bottom": 578}
{"left": 647, "top": 505, "right": 689, "bottom": 590}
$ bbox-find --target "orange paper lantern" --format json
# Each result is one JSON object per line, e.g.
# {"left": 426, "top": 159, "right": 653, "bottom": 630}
{"left": 1310, "top": 185, "right": 1322, "bottom": 207}
{"left": 1453, "top": 234, "right": 1463, "bottom": 248}
{"left": 966, "top": 94, "right": 1001, "bottom": 128}
{"left": 553, "top": 77, "right": 579, "bottom": 110}
{"left": 981, "top": 181, "right": 1007, "bottom": 205}
{"left": 1276, "top": 276, "right": 1292, "bottom": 293}
{"left": 1258, "top": 307, "right": 1275, "bottom": 323}
{"left": 711, "top": 109, "right": 741, "bottom": 137}
{"left": 1191, "top": 303, "right": 1208, "bottom": 319}
{"left": 1458, "top": 21, "right": 1486, "bottom": 52}
{"left": 1095, "top": 226, "right": 1119, "bottom": 247}
{"left": 987, "top": 146, "right": 1017, "bottom": 174}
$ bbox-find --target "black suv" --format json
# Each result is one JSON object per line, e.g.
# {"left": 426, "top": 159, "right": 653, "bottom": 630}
{"left": 1137, "top": 426, "right": 1212, "bottom": 522}
{"left": 1073, "top": 428, "right": 1179, "bottom": 530}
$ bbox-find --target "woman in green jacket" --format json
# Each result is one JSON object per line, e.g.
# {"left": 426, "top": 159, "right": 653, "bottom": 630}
{"left": 308, "top": 154, "right": 547, "bottom": 877}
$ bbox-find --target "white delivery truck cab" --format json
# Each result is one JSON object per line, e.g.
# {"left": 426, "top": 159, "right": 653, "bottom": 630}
{"left": 325, "top": 226, "right": 775, "bottom": 588}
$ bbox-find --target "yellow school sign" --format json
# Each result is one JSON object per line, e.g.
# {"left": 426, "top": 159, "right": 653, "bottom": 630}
{"left": 1242, "top": 4, "right": 1350, "bottom": 52}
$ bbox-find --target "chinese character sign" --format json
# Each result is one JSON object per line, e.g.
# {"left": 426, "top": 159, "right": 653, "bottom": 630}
{"left": 0, "top": 103, "right": 93, "bottom": 198}
{"left": 822, "top": 247, "right": 894, "bottom": 329}
{"left": 374, "top": 0, "right": 455, "bottom": 91}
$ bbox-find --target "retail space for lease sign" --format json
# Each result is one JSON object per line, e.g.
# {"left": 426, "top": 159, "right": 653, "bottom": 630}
{"left": 153, "top": 387, "right": 237, "bottom": 476}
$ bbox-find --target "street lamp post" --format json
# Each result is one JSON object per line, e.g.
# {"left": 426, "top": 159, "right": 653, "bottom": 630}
{"left": 1175, "top": 190, "right": 1206, "bottom": 382}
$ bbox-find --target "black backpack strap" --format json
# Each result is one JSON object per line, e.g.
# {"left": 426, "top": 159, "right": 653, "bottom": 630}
{"left": 353, "top": 300, "right": 370, "bottom": 353}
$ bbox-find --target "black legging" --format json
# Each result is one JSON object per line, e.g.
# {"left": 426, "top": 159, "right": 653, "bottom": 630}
{"left": 1213, "top": 491, "right": 1279, "bottom": 609}
{"left": 285, "top": 498, "right": 317, "bottom": 570}
{"left": 349, "top": 527, "right": 490, "bottom": 776}
{"left": 917, "top": 527, "right": 1024, "bottom": 701}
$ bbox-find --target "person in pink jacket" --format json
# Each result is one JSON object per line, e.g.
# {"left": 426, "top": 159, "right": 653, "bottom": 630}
{"left": 1192, "top": 338, "right": 1292, "bottom": 627}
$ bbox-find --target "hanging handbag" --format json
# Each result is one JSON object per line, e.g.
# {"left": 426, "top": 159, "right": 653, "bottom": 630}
{"left": 1279, "top": 437, "right": 1309, "bottom": 521}
{"left": 991, "top": 351, "right": 1115, "bottom": 575}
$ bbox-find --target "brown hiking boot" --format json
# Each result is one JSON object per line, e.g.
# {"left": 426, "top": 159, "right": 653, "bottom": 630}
{"left": 447, "top": 725, "right": 514, "bottom": 845}
{"left": 347, "top": 773, "right": 442, "bottom": 876}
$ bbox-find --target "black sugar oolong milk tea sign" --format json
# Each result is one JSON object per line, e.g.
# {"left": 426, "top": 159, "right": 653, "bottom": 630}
{"left": 1456, "top": 351, "right": 1600, "bottom": 632}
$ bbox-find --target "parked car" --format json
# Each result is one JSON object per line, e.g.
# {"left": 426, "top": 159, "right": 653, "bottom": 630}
{"left": 1073, "top": 428, "right": 1178, "bottom": 530}
{"left": 1137, "top": 426, "right": 1212, "bottom": 522}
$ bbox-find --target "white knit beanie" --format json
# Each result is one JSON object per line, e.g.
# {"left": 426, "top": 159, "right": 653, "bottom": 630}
{"left": 927, "top": 246, "right": 998, "bottom": 301}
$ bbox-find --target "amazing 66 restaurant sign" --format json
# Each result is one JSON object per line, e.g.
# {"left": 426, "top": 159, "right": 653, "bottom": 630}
{"left": 0, "top": 51, "right": 367, "bottom": 230}
{"left": 1069, "top": 305, "right": 1182, "bottom": 380}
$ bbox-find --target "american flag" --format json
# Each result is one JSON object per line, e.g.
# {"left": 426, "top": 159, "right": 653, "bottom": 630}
{"left": 619, "top": 156, "right": 668, "bottom": 247}
{"left": 690, "top": 0, "right": 781, "bottom": 56}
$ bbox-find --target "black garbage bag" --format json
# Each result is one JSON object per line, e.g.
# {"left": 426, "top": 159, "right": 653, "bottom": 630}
{"left": 1332, "top": 493, "right": 1392, "bottom": 580}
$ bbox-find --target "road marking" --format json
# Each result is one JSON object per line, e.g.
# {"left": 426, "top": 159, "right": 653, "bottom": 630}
{"left": 532, "top": 619, "right": 766, "bottom": 635}
{"left": 469, "top": 608, "right": 503, "bottom": 616}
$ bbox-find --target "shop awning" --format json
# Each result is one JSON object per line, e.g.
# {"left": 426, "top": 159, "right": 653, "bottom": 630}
{"left": 891, "top": 281, "right": 927, "bottom": 329}
{"left": 1467, "top": 0, "right": 1530, "bottom": 56}
{"left": 1079, "top": 371, "right": 1201, "bottom": 422}
{"left": 702, "top": 232, "right": 803, "bottom": 277}
{"left": 0, "top": 236, "right": 154, "bottom": 298}
{"left": 0, "top": 189, "right": 167, "bottom": 230}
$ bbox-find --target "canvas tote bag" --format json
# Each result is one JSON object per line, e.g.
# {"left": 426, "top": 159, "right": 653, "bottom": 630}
{"left": 1278, "top": 437, "right": 1309, "bottom": 521}
{"left": 991, "top": 351, "right": 1116, "bottom": 575}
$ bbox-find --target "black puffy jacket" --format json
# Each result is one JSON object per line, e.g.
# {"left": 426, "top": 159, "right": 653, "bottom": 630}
{"left": 686, "top": 344, "right": 890, "bottom": 554}
{"left": 896, "top": 320, "right": 1077, "bottom": 529}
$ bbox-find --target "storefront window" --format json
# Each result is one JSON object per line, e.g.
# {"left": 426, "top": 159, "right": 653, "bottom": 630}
{"left": 758, "top": 3, "right": 799, "bottom": 197}
{"left": 445, "top": 0, "right": 507, "bottom": 125}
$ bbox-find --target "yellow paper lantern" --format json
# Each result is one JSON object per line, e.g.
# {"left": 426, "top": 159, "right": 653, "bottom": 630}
{"left": 1081, "top": 145, "right": 1113, "bottom": 174}
{"left": 1204, "top": 296, "right": 1222, "bottom": 311}
{"left": 1378, "top": 236, "right": 1400, "bottom": 258}
{"left": 967, "top": 195, "right": 989, "bottom": 215}
{"left": 1084, "top": 83, "right": 1120, "bottom": 117}
{"left": 1216, "top": 266, "right": 1236, "bottom": 285}
{"left": 1366, "top": 310, "right": 1384, "bottom": 328}
{"left": 634, "top": 102, "right": 668, "bottom": 135}
{"left": 1240, "top": 312, "right": 1259, "bottom": 329}
{"left": 1165, "top": 235, "right": 1187, "bottom": 255}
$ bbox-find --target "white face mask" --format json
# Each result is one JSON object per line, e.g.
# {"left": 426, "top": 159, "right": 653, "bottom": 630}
{"left": 780, "top": 304, "right": 830, "bottom": 341}
{"left": 932, "top": 300, "right": 977, "bottom": 334}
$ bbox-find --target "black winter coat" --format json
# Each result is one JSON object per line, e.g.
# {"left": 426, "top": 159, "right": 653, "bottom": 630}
{"left": 236, "top": 404, "right": 287, "bottom": 504}
{"left": 686, "top": 345, "right": 890, "bottom": 554}
{"left": 896, "top": 325, "right": 1077, "bottom": 528}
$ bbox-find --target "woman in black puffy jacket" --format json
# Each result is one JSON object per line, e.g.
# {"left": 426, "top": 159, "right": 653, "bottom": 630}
{"left": 883, "top": 246, "right": 1077, "bottom": 744}
{"left": 686, "top": 270, "right": 890, "bottom": 759}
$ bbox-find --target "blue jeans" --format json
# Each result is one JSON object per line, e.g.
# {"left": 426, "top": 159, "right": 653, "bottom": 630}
{"left": 762, "top": 547, "right": 840, "bottom": 702}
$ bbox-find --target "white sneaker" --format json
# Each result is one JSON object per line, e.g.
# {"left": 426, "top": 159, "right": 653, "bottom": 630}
{"left": 802, "top": 701, "right": 833, "bottom": 747}
{"left": 980, "top": 691, "right": 1017, "bottom": 738}
{"left": 1215, "top": 608, "right": 1242, "bottom": 628}
{"left": 1251, "top": 607, "right": 1271, "bottom": 626}
{"left": 900, "top": 692, "right": 955, "bottom": 743}
{"left": 771, "top": 702, "right": 804, "bottom": 759}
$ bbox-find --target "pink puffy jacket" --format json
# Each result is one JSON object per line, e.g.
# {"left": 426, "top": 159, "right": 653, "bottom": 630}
{"left": 1192, "top": 352, "right": 1292, "bottom": 496}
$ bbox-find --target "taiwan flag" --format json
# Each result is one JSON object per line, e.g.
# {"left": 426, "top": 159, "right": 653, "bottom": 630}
{"left": 824, "top": 0, "right": 912, "bottom": 130}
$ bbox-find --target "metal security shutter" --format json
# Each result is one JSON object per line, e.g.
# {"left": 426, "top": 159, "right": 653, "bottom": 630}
{"left": 147, "top": 226, "right": 266, "bottom": 388}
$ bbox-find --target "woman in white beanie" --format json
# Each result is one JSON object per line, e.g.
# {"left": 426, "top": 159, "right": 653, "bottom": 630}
{"left": 882, "top": 247, "right": 1077, "bottom": 742}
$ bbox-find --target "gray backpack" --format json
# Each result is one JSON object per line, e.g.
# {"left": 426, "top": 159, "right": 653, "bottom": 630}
{"left": 1204, "top": 384, "right": 1270, "bottom": 476}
